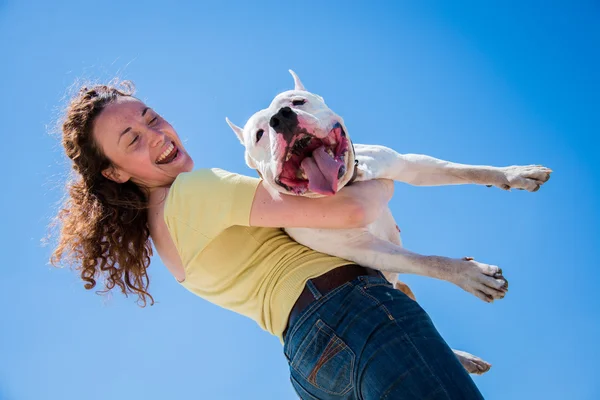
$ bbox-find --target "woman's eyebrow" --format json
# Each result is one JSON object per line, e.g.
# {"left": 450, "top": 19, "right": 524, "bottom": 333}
{"left": 118, "top": 107, "right": 151, "bottom": 143}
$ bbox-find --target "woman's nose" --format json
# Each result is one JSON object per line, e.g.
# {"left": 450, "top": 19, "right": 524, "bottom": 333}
{"left": 149, "top": 129, "right": 165, "bottom": 147}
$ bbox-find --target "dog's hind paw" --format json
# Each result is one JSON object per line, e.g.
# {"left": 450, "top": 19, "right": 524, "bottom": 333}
{"left": 453, "top": 349, "right": 492, "bottom": 375}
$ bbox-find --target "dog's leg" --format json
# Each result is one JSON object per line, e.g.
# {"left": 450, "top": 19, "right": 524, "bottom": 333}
{"left": 347, "top": 235, "right": 507, "bottom": 302}
{"left": 354, "top": 144, "right": 552, "bottom": 191}
{"left": 287, "top": 227, "right": 508, "bottom": 302}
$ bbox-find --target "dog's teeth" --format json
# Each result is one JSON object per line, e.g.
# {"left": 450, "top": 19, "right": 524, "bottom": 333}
{"left": 326, "top": 149, "right": 335, "bottom": 158}
{"left": 286, "top": 153, "right": 292, "bottom": 161}
{"left": 296, "top": 168, "right": 308, "bottom": 180}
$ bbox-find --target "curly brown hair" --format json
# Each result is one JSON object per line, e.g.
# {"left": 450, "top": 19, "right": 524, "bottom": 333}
{"left": 50, "top": 81, "right": 154, "bottom": 306}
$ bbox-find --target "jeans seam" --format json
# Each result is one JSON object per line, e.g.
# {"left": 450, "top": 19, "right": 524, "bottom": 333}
{"left": 285, "top": 281, "right": 353, "bottom": 345}
{"left": 290, "top": 375, "right": 321, "bottom": 400}
{"left": 362, "top": 282, "right": 393, "bottom": 289}
{"left": 357, "top": 285, "right": 395, "bottom": 321}
{"left": 393, "top": 324, "right": 452, "bottom": 399}
{"left": 379, "top": 363, "right": 418, "bottom": 400}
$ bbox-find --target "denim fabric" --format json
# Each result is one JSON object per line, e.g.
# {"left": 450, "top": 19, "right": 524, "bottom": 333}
{"left": 283, "top": 274, "right": 484, "bottom": 400}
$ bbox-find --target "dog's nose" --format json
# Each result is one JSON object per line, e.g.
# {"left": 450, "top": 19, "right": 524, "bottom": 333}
{"left": 270, "top": 107, "right": 298, "bottom": 141}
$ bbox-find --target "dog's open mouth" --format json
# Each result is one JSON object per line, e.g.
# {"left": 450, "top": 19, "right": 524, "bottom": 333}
{"left": 276, "top": 123, "right": 349, "bottom": 195}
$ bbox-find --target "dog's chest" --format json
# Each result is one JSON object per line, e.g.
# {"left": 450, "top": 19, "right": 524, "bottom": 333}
{"left": 367, "top": 207, "right": 402, "bottom": 247}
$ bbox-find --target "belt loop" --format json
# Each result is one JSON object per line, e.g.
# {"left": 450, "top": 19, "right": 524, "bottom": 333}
{"left": 305, "top": 279, "right": 323, "bottom": 300}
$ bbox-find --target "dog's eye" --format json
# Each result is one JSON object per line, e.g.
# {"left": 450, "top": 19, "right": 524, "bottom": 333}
{"left": 292, "top": 99, "right": 306, "bottom": 106}
{"left": 256, "top": 129, "right": 264, "bottom": 142}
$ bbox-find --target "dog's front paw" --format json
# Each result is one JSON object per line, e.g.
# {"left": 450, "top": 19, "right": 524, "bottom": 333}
{"left": 488, "top": 165, "right": 552, "bottom": 192}
{"left": 453, "top": 257, "right": 508, "bottom": 303}
{"left": 453, "top": 349, "right": 492, "bottom": 375}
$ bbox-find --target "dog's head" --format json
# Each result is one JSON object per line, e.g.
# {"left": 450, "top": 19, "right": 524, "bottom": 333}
{"left": 226, "top": 70, "right": 355, "bottom": 198}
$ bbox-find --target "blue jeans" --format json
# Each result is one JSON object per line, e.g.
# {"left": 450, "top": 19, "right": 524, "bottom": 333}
{"left": 283, "top": 274, "right": 484, "bottom": 399}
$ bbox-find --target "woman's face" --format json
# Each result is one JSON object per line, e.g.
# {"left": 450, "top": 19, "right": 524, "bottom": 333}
{"left": 92, "top": 96, "right": 194, "bottom": 190}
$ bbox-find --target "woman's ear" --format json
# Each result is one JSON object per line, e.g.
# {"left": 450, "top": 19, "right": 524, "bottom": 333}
{"left": 101, "top": 166, "right": 130, "bottom": 183}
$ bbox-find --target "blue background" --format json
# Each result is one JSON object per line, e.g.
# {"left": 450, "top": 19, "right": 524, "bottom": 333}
{"left": 1, "top": 1, "right": 598, "bottom": 399}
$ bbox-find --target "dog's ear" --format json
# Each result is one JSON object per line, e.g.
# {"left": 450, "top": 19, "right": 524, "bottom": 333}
{"left": 227, "top": 117, "right": 258, "bottom": 170}
{"left": 225, "top": 117, "right": 245, "bottom": 144}
{"left": 289, "top": 69, "right": 306, "bottom": 91}
{"left": 245, "top": 152, "right": 257, "bottom": 169}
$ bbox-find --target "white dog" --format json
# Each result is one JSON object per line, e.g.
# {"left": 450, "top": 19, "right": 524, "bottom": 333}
{"left": 226, "top": 70, "right": 551, "bottom": 374}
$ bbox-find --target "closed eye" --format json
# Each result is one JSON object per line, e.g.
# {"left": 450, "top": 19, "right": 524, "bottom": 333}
{"left": 148, "top": 116, "right": 158, "bottom": 125}
{"left": 130, "top": 135, "right": 139, "bottom": 146}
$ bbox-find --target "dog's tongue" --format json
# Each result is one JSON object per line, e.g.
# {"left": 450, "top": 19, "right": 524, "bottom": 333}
{"left": 300, "top": 146, "right": 345, "bottom": 195}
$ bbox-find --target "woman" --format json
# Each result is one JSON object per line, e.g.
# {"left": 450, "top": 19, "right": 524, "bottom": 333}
{"left": 51, "top": 82, "right": 484, "bottom": 399}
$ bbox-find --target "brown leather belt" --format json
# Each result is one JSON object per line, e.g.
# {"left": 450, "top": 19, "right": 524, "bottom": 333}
{"left": 283, "top": 264, "right": 382, "bottom": 340}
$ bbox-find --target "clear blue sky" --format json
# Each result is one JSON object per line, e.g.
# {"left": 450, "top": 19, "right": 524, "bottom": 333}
{"left": 1, "top": 1, "right": 598, "bottom": 399}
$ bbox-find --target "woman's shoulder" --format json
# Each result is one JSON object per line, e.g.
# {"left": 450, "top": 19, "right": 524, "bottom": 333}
{"left": 171, "top": 167, "right": 246, "bottom": 187}
{"left": 166, "top": 168, "right": 224, "bottom": 198}
{"left": 171, "top": 168, "right": 259, "bottom": 194}
{"left": 164, "top": 168, "right": 259, "bottom": 217}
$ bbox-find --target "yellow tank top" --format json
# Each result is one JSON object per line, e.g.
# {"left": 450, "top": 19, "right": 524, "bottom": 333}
{"left": 163, "top": 168, "right": 352, "bottom": 343}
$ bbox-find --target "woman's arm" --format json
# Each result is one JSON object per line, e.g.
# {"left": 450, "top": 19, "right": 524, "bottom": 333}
{"left": 249, "top": 179, "right": 394, "bottom": 229}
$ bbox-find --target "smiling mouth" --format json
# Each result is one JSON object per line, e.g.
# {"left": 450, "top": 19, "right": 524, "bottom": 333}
{"left": 156, "top": 142, "right": 179, "bottom": 164}
{"left": 276, "top": 123, "right": 349, "bottom": 195}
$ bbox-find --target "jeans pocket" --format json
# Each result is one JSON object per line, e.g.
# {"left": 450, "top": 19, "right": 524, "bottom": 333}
{"left": 290, "top": 319, "right": 355, "bottom": 396}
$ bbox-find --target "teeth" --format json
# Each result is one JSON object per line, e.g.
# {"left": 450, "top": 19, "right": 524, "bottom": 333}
{"left": 296, "top": 168, "right": 307, "bottom": 180}
{"left": 157, "top": 142, "right": 175, "bottom": 163}
{"left": 285, "top": 153, "right": 292, "bottom": 161}
{"left": 326, "top": 149, "right": 335, "bottom": 158}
